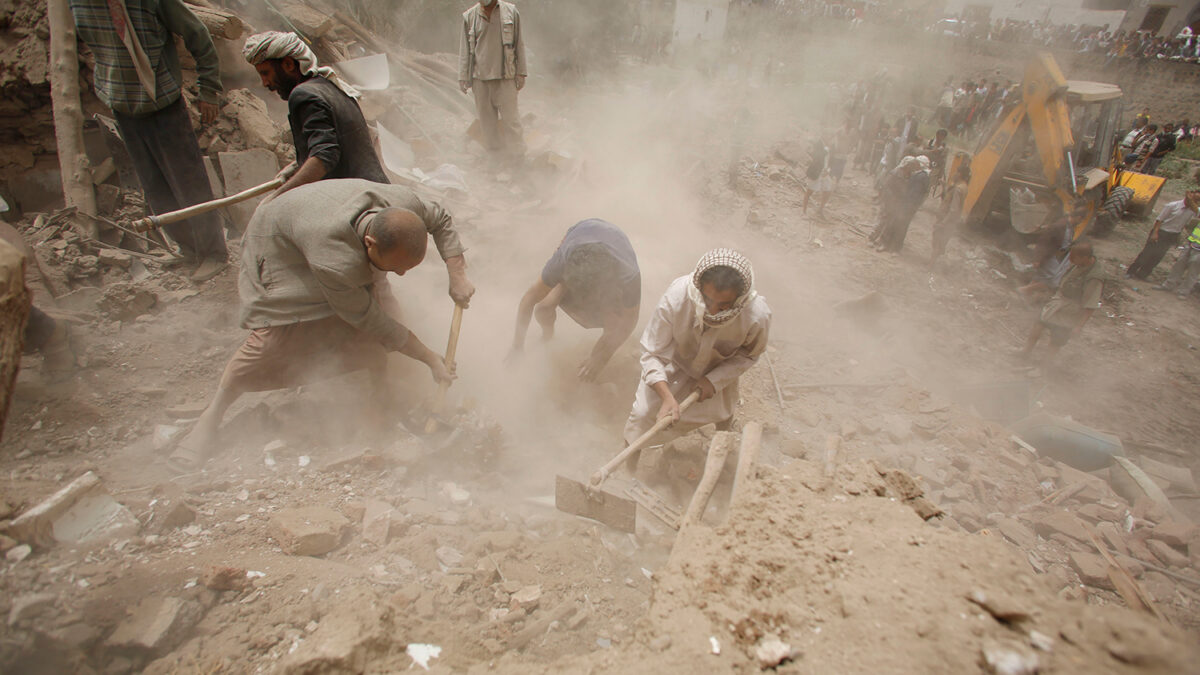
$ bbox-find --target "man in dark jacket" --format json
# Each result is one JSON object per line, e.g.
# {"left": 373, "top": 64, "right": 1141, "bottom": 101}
{"left": 242, "top": 31, "right": 388, "bottom": 198}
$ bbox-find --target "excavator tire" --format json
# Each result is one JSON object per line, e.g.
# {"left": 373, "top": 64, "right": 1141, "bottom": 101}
{"left": 1092, "top": 186, "right": 1134, "bottom": 237}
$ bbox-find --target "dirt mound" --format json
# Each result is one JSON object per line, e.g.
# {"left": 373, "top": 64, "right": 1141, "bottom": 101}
{"left": 508, "top": 460, "right": 1199, "bottom": 674}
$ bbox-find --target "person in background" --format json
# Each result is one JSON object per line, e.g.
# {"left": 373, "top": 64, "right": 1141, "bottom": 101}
{"left": 1127, "top": 190, "right": 1200, "bottom": 281}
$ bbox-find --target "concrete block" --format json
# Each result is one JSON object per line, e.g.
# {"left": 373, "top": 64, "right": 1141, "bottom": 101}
{"left": 1147, "top": 539, "right": 1189, "bottom": 568}
{"left": 7, "top": 592, "right": 57, "bottom": 627}
{"left": 1068, "top": 551, "right": 1112, "bottom": 589}
{"left": 1149, "top": 520, "right": 1197, "bottom": 549}
{"left": 271, "top": 506, "right": 348, "bottom": 556}
{"left": 361, "top": 499, "right": 395, "bottom": 545}
{"left": 217, "top": 148, "right": 278, "bottom": 232}
{"left": 7, "top": 471, "right": 139, "bottom": 548}
{"left": 106, "top": 596, "right": 199, "bottom": 654}
{"left": 1028, "top": 510, "right": 1089, "bottom": 543}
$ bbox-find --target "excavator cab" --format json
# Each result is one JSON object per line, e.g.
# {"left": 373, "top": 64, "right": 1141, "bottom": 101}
{"left": 960, "top": 54, "right": 1165, "bottom": 239}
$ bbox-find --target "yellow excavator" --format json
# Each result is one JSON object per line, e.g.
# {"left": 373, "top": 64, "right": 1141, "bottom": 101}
{"left": 957, "top": 53, "right": 1165, "bottom": 239}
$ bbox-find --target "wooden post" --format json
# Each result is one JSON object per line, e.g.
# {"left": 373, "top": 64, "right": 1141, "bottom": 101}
{"left": 47, "top": 0, "right": 97, "bottom": 237}
{"left": 0, "top": 239, "right": 30, "bottom": 443}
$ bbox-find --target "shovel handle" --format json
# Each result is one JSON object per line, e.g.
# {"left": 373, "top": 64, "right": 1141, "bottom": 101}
{"left": 590, "top": 390, "right": 701, "bottom": 486}
{"left": 424, "top": 303, "right": 464, "bottom": 433}
{"left": 131, "top": 177, "right": 285, "bottom": 232}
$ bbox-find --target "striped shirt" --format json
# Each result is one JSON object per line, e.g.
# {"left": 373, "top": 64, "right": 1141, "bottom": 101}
{"left": 69, "top": 0, "right": 220, "bottom": 117}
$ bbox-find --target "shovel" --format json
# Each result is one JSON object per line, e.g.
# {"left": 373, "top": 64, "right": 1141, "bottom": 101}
{"left": 555, "top": 390, "right": 700, "bottom": 532}
{"left": 130, "top": 177, "right": 285, "bottom": 233}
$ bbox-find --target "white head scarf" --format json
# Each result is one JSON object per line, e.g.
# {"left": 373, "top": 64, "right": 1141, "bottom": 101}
{"left": 242, "top": 31, "right": 361, "bottom": 100}
{"left": 687, "top": 248, "right": 757, "bottom": 327}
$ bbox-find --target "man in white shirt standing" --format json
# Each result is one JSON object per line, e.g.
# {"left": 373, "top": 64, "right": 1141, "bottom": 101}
{"left": 458, "top": 0, "right": 527, "bottom": 161}
{"left": 1127, "top": 190, "right": 1200, "bottom": 280}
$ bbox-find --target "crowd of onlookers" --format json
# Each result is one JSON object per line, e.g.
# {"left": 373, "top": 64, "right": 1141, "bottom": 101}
{"left": 935, "top": 17, "right": 1200, "bottom": 64}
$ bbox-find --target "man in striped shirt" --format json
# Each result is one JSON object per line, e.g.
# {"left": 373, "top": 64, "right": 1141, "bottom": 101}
{"left": 69, "top": 0, "right": 229, "bottom": 282}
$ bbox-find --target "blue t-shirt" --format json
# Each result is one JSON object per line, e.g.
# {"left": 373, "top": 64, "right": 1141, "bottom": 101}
{"left": 541, "top": 219, "right": 641, "bottom": 323}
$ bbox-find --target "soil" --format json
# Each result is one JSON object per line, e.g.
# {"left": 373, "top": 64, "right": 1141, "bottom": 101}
{"left": 2, "top": 8, "right": 1200, "bottom": 675}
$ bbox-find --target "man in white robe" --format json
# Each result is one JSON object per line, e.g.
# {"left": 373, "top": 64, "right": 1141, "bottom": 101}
{"left": 623, "top": 248, "right": 771, "bottom": 445}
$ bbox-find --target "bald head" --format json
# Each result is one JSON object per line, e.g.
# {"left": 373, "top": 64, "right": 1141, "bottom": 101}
{"left": 364, "top": 208, "right": 427, "bottom": 274}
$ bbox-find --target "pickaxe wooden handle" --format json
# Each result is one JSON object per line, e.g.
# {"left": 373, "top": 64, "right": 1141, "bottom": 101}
{"left": 130, "top": 177, "right": 285, "bottom": 233}
{"left": 590, "top": 390, "right": 701, "bottom": 486}
{"left": 424, "top": 303, "right": 464, "bottom": 433}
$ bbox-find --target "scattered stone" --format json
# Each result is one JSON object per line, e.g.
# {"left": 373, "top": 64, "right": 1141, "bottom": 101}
{"left": 1067, "top": 551, "right": 1113, "bottom": 589}
{"left": 1028, "top": 630, "right": 1054, "bottom": 652}
{"left": 7, "top": 471, "right": 139, "bottom": 547}
{"left": 106, "top": 596, "right": 200, "bottom": 655}
{"left": 361, "top": 499, "right": 396, "bottom": 545}
{"left": 97, "top": 282, "right": 157, "bottom": 321}
{"left": 440, "top": 482, "right": 471, "bottom": 505}
{"left": 6, "top": 544, "right": 31, "bottom": 562}
{"left": 993, "top": 517, "right": 1037, "bottom": 550}
{"left": 270, "top": 506, "right": 348, "bottom": 556}
{"left": 649, "top": 635, "right": 672, "bottom": 651}
{"left": 1149, "top": 520, "right": 1197, "bottom": 549}
{"left": 153, "top": 500, "right": 196, "bottom": 533}
{"left": 1096, "top": 521, "right": 1130, "bottom": 556}
{"left": 0, "top": 534, "right": 16, "bottom": 553}
{"left": 435, "top": 545, "right": 464, "bottom": 567}
{"left": 97, "top": 248, "right": 132, "bottom": 269}
{"left": 201, "top": 566, "right": 250, "bottom": 592}
{"left": 755, "top": 636, "right": 796, "bottom": 669}
{"left": 1029, "top": 511, "right": 1089, "bottom": 543}
{"left": 151, "top": 424, "right": 183, "bottom": 451}
{"left": 1146, "top": 539, "right": 1189, "bottom": 568}
{"left": 510, "top": 585, "right": 542, "bottom": 610}
{"left": 7, "top": 592, "right": 57, "bottom": 626}
{"left": 967, "top": 589, "right": 1030, "bottom": 624}
{"left": 982, "top": 639, "right": 1039, "bottom": 675}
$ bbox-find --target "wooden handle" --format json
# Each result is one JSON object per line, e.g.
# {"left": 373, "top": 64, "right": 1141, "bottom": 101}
{"left": 131, "top": 177, "right": 285, "bottom": 232}
{"left": 424, "top": 304, "right": 464, "bottom": 433}
{"left": 591, "top": 390, "right": 701, "bottom": 486}
{"left": 680, "top": 431, "right": 735, "bottom": 529}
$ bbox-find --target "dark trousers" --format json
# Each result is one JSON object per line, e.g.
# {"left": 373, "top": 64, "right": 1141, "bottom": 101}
{"left": 114, "top": 98, "right": 226, "bottom": 260}
{"left": 24, "top": 306, "right": 55, "bottom": 352}
{"left": 1128, "top": 229, "right": 1180, "bottom": 279}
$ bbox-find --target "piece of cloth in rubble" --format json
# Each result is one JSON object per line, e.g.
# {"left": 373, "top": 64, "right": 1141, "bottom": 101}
{"left": 70, "top": 0, "right": 221, "bottom": 115}
{"left": 623, "top": 275, "right": 771, "bottom": 444}
{"left": 688, "top": 248, "right": 757, "bottom": 328}
{"left": 540, "top": 219, "right": 640, "bottom": 328}
{"left": 238, "top": 179, "right": 465, "bottom": 352}
{"left": 287, "top": 77, "right": 389, "bottom": 183}
{"left": 242, "top": 30, "right": 360, "bottom": 99}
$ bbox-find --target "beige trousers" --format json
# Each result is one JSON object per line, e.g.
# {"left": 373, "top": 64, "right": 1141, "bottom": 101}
{"left": 472, "top": 78, "right": 525, "bottom": 156}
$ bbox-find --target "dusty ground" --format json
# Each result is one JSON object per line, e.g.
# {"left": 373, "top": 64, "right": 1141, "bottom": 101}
{"left": 2, "top": 28, "right": 1200, "bottom": 675}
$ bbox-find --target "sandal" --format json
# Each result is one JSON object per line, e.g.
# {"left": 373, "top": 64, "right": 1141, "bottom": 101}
{"left": 166, "top": 431, "right": 211, "bottom": 474}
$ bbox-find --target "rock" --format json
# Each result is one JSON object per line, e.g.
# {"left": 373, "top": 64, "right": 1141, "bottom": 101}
{"left": 1136, "top": 456, "right": 1197, "bottom": 494}
{"left": 1149, "top": 520, "right": 1197, "bottom": 549}
{"left": 153, "top": 500, "right": 196, "bottom": 533}
{"left": 440, "top": 482, "right": 471, "bottom": 505}
{"left": 6, "top": 544, "right": 31, "bottom": 562}
{"left": 435, "top": 545, "right": 464, "bottom": 567}
{"left": 510, "top": 585, "right": 541, "bottom": 610}
{"left": 755, "top": 636, "right": 796, "bottom": 669}
{"left": 216, "top": 148, "right": 279, "bottom": 231}
{"left": 0, "top": 533, "right": 16, "bottom": 553}
{"left": 1096, "top": 521, "right": 1130, "bottom": 556}
{"left": 982, "top": 639, "right": 1039, "bottom": 675}
{"left": 967, "top": 589, "right": 1030, "bottom": 624}
{"left": 1146, "top": 539, "right": 1189, "bottom": 568}
{"left": 222, "top": 89, "right": 282, "bottom": 152}
{"left": 1067, "top": 551, "right": 1113, "bottom": 589}
{"left": 97, "top": 283, "right": 157, "bottom": 321}
{"left": 779, "top": 438, "right": 807, "bottom": 459}
{"left": 361, "top": 499, "right": 395, "bottom": 545}
{"left": 201, "top": 566, "right": 250, "bottom": 592}
{"left": 1029, "top": 511, "right": 1089, "bottom": 543}
{"left": 277, "top": 590, "right": 393, "bottom": 673}
{"left": 97, "top": 248, "right": 132, "bottom": 269}
{"left": 106, "top": 596, "right": 200, "bottom": 655}
{"left": 319, "top": 448, "right": 366, "bottom": 473}
{"left": 270, "top": 506, "right": 349, "bottom": 556}
{"left": 649, "top": 635, "right": 672, "bottom": 651}
{"left": 151, "top": 424, "right": 183, "bottom": 452}
{"left": 7, "top": 471, "right": 139, "bottom": 547}
{"left": 7, "top": 592, "right": 57, "bottom": 626}
{"left": 883, "top": 415, "right": 913, "bottom": 443}
{"left": 994, "top": 517, "right": 1037, "bottom": 550}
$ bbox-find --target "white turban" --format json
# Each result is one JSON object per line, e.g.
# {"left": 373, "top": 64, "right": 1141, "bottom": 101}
{"left": 687, "top": 248, "right": 758, "bottom": 327}
{"left": 242, "top": 31, "right": 360, "bottom": 100}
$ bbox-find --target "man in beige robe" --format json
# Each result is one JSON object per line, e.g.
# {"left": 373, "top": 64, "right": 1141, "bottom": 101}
{"left": 623, "top": 249, "right": 771, "bottom": 445}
